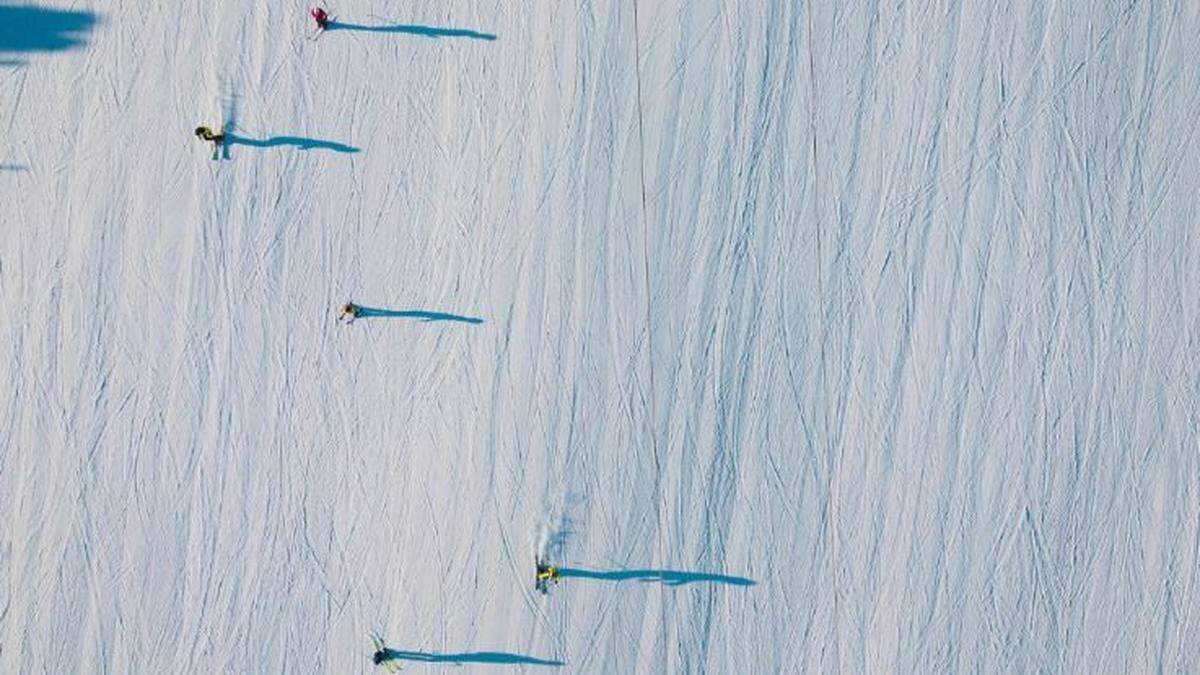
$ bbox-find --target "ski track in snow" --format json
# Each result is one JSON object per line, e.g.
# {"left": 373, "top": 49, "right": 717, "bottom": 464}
{"left": 2, "top": 1, "right": 1199, "bottom": 672}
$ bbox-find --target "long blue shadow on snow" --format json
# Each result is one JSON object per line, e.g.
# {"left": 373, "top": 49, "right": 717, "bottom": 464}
{"left": 327, "top": 21, "right": 496, "bottom": 41}
{"left": 378, "top": 649, "right": 562, "bottom": 666}
{"left": 356, "top": 306, "right": 483, "bottom": 324}
{"left": 557, "top": 567, "right": 755, "bottom": 587}
{"left": 223, "top": 134, "right": 358, "bottom": 154}
{"left": 0, "top": 164, "right": 27, "bottom": 171}
{"left": 0, "top": 6, "right": 98, "bottom": 53}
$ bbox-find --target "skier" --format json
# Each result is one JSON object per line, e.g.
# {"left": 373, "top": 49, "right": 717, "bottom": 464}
{"left": 536, "top": 563, "right": 559, "bottom": 582}
{"left": 536, "top": 561, "right": 559, "bottom": 593}
{"left": 338, "top": 302, "right": 362, "bottom": 324}
{"left": 311, "top": 7, "right": 331, "bottom": 30}
{"left": 370, "top": 633, "right": 401, "bottom": 672}
{"left": 194, "top": 126, "right": 225, "bottom": 146}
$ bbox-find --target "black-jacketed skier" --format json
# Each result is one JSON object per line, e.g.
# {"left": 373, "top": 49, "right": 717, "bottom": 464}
{"left": 195, "top": 126, "right": 225, "bottom": 146}
{"left": 371, "top": 633, "right": 401, "bottom": 672}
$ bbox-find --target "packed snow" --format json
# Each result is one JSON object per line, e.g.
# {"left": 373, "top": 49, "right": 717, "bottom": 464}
{"left": 2, "top": 1, "right": 1198, "bottom": 672}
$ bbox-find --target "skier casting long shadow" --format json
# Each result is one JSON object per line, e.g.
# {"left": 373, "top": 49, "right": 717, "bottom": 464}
{"left": 376, "top": 649, "right": 562, "bottom": 667}
{"left": 195, "top": 126, "right": 358, "bottom": 158}
{"left": 370, "top": 632, "right": 561, "bottom": 668}
{"left": 338, "top": 302, "right": 483, "bottom": 325}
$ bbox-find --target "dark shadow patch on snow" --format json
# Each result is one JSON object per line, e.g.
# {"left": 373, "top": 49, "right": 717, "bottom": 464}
{"left": 0, "top": 6, "right": 98, "bottom": 54}
{"left": 557, "top": 567, "right": 756, "bottom": 587}
{"left": 223, "top": 133, "right": 359, "bottom": 154}
{"left": 354, "top": 305, "right": 484, "bottom": 324}
{"left": 376, "top": 649, "right": 562, "bottom": 666}
{"left": 547, "top": 516, "right": 576, "bottom": 562}
{"left": 326, "top": 21, "right": 496, "bottom": 41}
{"left": 219, "top": 95, "right": 239, "bottom": 160}
{"left": 0, "top": 164, "right": 27, "bottom": 171}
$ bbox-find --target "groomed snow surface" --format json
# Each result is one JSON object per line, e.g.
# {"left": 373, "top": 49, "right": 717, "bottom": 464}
{"left": 2, "top": 1, "right": 1199, "bottom": 672}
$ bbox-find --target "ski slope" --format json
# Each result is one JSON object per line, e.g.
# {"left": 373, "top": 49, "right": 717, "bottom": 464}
{"left": 2, "top": 1, "right": 1199, "bottom": 672}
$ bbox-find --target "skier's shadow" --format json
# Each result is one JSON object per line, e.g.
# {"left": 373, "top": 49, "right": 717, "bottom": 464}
{"left": 222, "top": 133, "right": 359, "bottom": 155}
{"left": 0, "top": 6, "right": 98, "bottom": 54}
{"left": 557, "top": 567, "right": 755, "bottom": 587}
{"left": 354, "top": 305, "right": 484, "bottom": 324}
{"left": 326, "top": 21, "right": 497, "bottom": 41}
{"left": 376, "top": 649, "right": 562, "bottom": 667}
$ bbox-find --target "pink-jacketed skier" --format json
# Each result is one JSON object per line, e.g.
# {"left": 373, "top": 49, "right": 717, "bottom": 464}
{"left": 311, "top": 7, "right": 330, "bottom": 30}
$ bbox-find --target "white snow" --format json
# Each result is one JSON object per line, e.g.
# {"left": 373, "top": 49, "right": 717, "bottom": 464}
{"left": 2, "top": 0, "right": 1199, "bottom": 672}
